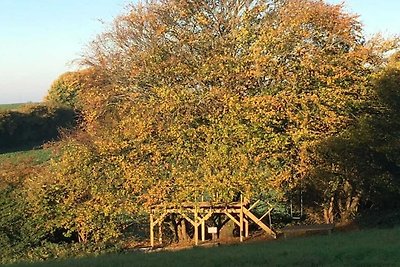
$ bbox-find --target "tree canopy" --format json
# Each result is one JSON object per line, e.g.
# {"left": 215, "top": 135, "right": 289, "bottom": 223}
{"left": 75, "top": 0, "right": 377, "bottom": 201}
{"left": 23, "top": 0, "right": 400, "bottom": 248}
{"left": 45, "top": 68, "right": 106, "bottom": 109}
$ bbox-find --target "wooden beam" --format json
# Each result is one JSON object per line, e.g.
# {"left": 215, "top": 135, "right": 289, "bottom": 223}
{"left": 201, "top": 220, "right": 206, "bottom": 242}
{"left": 248, "top": 200, "right": 260, "bottom": 211}
{"left": 199, "top": 211, "right": 212, "bottom": 242}
{"left": 268, "top": 211, "right": 272, "bottom": 227}
{"left": 224, "top": 211, "right": 240, "bottom": 227}
{"left": 244, "top": 218, "right": 249, "bottom": 238}
{"left": 201, "top": 211, "right": 213, "bottom": 222}
{"left": 166, "top": 207, "right": 232, "bottom": 216}
{"left": 240, "top": 195, "right": 244, "bottom": 242}
{"left": 154, "top": 211, "right": 169, "bottom": 226}
{"left": 258, "top": 208, "right": 274, "bottom": 223}
{"left": 194, "top": 207, "right": 198, "bottom": 245}
{"left": 176, "top": 211, "right": 197, "bottom": 226}
{"left": 242, "top": 207, "right": 276, "bottom": 238}
{"left": 150, "top": 212, "right": 154, "bottom": 247}
{"left": 159, "top": 223, "right": 163, "bottom": 244}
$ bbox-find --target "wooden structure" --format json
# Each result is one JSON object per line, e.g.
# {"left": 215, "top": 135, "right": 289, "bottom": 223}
{"left": 149, "top": 196, "right": 276, "bottom": 247}
{"left": 281, "top": 224, "right": 334, "bottom": 239}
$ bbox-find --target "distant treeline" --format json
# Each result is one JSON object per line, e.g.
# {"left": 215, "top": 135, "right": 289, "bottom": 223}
{"left": 0, "top": 104, "right": 77, "bottom": 150}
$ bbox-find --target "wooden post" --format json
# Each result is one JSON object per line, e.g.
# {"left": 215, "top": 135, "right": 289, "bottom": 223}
{"left": 269, "top": 212, "right": 272, "bottom": 227}
{"left": 201, "top": 218, "right": 206, "bottom": 241}
{"left": 194, "top": 207, "right": 199, "bottom": 245}
{"left": 244, "top": 218, "right": 249, "bottom": 238}
{"left": 242, "top": 206, "right": 276, "bottom": 238}
{"left": 159, "top": 222, "right": 163, "bottom": 244}
{"left": 150, "top": 211, "right": 154, "bottom": 247}
{"left": 240, "top": 195, "right": 244, "bottom": 242}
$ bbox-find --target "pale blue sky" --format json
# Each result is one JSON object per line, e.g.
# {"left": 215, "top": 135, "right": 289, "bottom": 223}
{"left": 0, "top": 0, "right": 130, "bottom": 104}
{"left": 327, "top": 0, "right": 400, "bottom": 37}
{"left": 0, "top": 0, "right": 399, "bottom": 104}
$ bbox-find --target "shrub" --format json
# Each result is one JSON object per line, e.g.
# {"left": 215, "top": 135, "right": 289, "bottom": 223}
{"left": 0, "top": 104, "right": 77, "bottom": 151}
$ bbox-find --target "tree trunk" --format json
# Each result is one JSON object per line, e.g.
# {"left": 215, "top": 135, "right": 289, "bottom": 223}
{"left": 341, "top": 194, "right": 361, "bottom": 223}
{"left": 78, "top": 230, "right": 87, "bottom": 243}
{"left": 177, "top": 219, "right": 190, "bottom": 242}
{"left": 169, "top": 214, "right": 179, "bottom": 242}
{"left": 339, "top": 181, "right": 361, "bottom": 222}
{"left": 324, "top": 196, "right": 335, "bottom": 224}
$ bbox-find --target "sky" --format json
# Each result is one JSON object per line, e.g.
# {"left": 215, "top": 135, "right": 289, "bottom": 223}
{"left": 0, "top": 0, "right": 399, "bottom": 104}
{"left": 0, "top": 0, "right": 130, "bottom": 104}
{"left": 326, "top": 0, "right": 400, "bottom": 37}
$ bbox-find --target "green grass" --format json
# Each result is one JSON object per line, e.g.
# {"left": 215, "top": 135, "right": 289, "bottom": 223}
{"left": 0, "top": 148, "right": 52, "bottom": 164}
{"left": 0, "top": 103, "right": 26, "bottom": 111}
{"left": 7, "top": 226, "right": 400, "bottom": 267}
{"left": 0, "top": 102, "right": 42, "bottom": 112}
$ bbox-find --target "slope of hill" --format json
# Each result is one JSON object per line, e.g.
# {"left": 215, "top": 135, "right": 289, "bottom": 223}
{"left": 8, "top": 226, "right": 400, "bottom": 267}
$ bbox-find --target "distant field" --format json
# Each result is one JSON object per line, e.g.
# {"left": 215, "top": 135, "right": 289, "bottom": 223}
{"left": 8, "top": 226, "right": 400, "bottom": 267}
{"left": 0, "top": 102, "right": 40, "bottom": 111}
{"left": 0, "top": 103, "right": 26, "bottom": 111}
{"left": 0, "top": 148, "right": 52, "bottom": 164}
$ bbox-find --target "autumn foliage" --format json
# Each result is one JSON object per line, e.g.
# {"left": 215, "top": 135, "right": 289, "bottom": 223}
{"left": 41, "top": 0, "right": 398, "bottom": 236}
{"left": 2, "top": 0, "right": 400, "bottom": 263}
{"left": 74, "top": 0, "right": 379, "bottom": 211}
{"left": 45, "top": 68, "right": 107, "bottom": 109}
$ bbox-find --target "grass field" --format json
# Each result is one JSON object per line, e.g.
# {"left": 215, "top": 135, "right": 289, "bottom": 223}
{"left": 0, "top": 102, "right": 50, "bottom": 161}
{"left": 0, "top": 148, "right": 52, "bottom": 164}
{"left": 7, "top": 226, "right": 400, "bottom": 267}
{"left": 0, "top": 103, "right": 26, "bottom": 111}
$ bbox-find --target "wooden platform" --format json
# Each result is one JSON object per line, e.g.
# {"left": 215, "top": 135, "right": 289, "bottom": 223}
{"left": 149, "top": 197, "right": 277, "bottom": 247}
{"left": 281, "top": 224, "right": 334, "bottom": 238}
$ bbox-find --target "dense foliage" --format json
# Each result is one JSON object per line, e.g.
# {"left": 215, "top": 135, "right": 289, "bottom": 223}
{"left": 0, "top": 104, "right": 76, "bottom": 151}
{"left": 45, "top": 68, "right": 107, "bottom": 109}
{"left": 306, "top": 51, "right": 400, "bottom": 222}
{"left": 70, "top": 0, "right": 397, "bottom": 221}
{"left": 1, "top": 0, "right": 400, "bottom": 264}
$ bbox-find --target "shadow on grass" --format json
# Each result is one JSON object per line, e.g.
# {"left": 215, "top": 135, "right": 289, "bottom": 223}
{"left": 356, "top": 209, "right": 400, "bottom": 229}
{"left": 0, "top": 142, "right": 46, "bottom": 155}
{"left": 7, "top": 226, "right": 400, "bottom": 267}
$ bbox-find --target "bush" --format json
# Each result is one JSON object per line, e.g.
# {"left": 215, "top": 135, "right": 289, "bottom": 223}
{"left": 0, "top": 104, "right": 77, "bottom": 151}
{"left": 0, "top": 159, "right": 48, "bottom": 264}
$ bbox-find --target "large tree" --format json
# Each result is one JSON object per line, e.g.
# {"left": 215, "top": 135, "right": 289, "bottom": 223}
{"left": 32, "top": 0, "right": 398, "bottom": 243}
{"left": 79, "top": 0, "right": 373, "bottom": 200}
{"left": 306, "top": 51, "right": 400, "bottom": 223}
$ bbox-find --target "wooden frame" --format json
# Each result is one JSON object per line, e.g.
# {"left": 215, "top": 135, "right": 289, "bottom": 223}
{"left": 149, "top": 196, "right": 276, "bottom": 247}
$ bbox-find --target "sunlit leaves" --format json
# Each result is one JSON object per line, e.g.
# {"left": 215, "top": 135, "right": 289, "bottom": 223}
{"left": 79, "top": 0, "right": 371, "bottom": 205}
{"left": 36, "top": 0, "right": 400, "bottom": 238}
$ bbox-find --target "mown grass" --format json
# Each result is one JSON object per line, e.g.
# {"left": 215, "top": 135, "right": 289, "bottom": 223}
{"left": 7, "top": 226, "right": 400, "bottom": 267}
